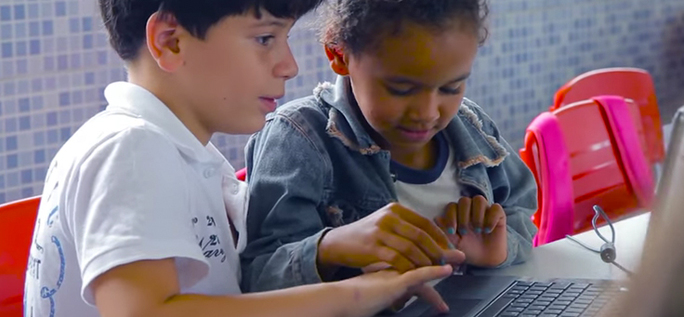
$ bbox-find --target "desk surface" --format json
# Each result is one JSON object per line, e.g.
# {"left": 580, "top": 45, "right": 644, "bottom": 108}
{"left": 474, "top": 212, "right": 650, "bottom": 280}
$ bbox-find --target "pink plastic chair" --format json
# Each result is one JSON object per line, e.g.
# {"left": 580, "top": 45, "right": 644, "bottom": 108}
{"left": 520, "top": 113, "right": 575, "bottom": 246}
{"left": 553, "top": 68, "right": 664, "bottom": 168}
{"left": 595, "top": 96, "right": 655, "bottom": 209}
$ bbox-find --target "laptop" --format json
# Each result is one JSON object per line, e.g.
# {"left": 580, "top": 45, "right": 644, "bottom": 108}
{"left": 395, "top": 109, "right": 684, "bottom": 317}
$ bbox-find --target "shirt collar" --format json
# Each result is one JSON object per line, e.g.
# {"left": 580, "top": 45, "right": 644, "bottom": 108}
{"left": 104, "top": 81, "right": 224, "bottom": 166}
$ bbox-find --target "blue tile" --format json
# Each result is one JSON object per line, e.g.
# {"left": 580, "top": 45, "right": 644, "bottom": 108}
{"left": 5, "top": 118, "right": 16, "bottom": 133}
{"left": 7, "top": 154, "right": 17, "bottom": 169}
{"left": 73, "top": 108, "right": 83, "bottom": 122}
{"left": 70, "top": 53, "right": 81, "bottom": 68}
{"left": 31, "top": 96, "right": 43, "bottom": 110}
{"left": 34, "top": 149, "right": 45, "bottom": 164}
{"left": 69, "top": 18, "right": 80, "bottom": 33}
{"left": 21, "top": 187, "right": 33, "bottom": 197}
{"left": 59, "top": 92, "right": 70, "bottom": 106}
{"left": 30, "top": 40, "right": 40, "bottom": 55}
{"left": 82, "top": 17, "right": 93, "bottom": 31}
{"left": 0, "top": 175, "right": 4, "bottom": 189}
{"left": 16, "top": 59, "right": 27, "bottom": 74}
{"left": 14, "top": 5, "right": 25, "bottom": 20}
{"left": 46, "top": 129, "right": 58, "bottom": 144}
{"left": 34, "top": 167, "right": 47, "bottom": 182}
{"left": 33, "top": 132, "right": 44, "bottom": 146}
{"left": 2, "top": 42, "right": 13, "bottom": 58}
{"left": 16, "top": 41, "right": 27, "bottom": 56}
{"left": 98, "top": 51, "right": 107, "bottom": 65}
{"left": 21, "top": 169, "right": 32, "bottom": 184}
{"left": 44, "top": 56, "right": 54, "bottom": 71}
{"left": 28, "top": 4, "right": 39, "bottom": 19}
{"left": 0, "top": 193, "right": 5, "bottom": 204}
{"left": 85, "top": 72, "right": 94, "bottom": 85}
{"left": 5, "top": 136, "right": 17, "bottom": 151}
{"left": 55, "top": 2, "right": 66, "bottom": 17}
{"left": 72, "top": 91, "right": 83, "bottom": 104}
{"left": 59, "top": 110, "right": 71, "bottom": 124}
{"left": 57, "top": 55, "right": 68, "bottom": 70}
{"left": 0, "top": 6, "right": 10, "bottom": 21}
{"left": 83, "top": 34, "right": 93, "bottom": 49}
{"left": 60, "top": 127, "right": 71, "bottom": 142}
{"left": 1, "top": 25, "right": 11, "bottom": 39}
{"left": 47, "top": 112, "right": 57, "bottom": 126}
{"left": 19, "top": 116, "right": 30, "bottom": 130}
{"left": 29, "top": 22, "right": 39, "bottom": 37}
{"left": 18, "top": 99, "right": 29, "bottom": 112}
{"left": 42, "top": 20, "right": 53, "bottom": 36}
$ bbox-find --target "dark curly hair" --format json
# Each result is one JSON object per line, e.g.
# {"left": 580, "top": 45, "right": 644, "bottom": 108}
{"left": 320, "top": 0, "right": 489, "bottom": 55}
{"left": 100, "top": 0, "right": 324, "bottom": 61}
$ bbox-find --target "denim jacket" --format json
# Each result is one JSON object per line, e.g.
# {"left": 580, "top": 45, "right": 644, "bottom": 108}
{"left": 241, "top": 76, "right": 538, "bottom": 292}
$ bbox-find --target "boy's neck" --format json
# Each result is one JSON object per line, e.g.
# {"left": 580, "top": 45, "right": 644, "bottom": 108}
{"left": 126, "top": 62, "right": 213, "bottom": 146}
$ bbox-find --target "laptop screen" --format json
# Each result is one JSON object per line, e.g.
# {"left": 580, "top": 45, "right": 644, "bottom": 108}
{"left": 648, "top": 108, "right": 684, "bottom": 239}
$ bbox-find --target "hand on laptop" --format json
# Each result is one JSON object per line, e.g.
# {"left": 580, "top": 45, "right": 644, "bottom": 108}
{"left": 361, "top": 262, "right": 451, "bottom": 314}
{"left": 317, "top": 202, "right": 466, "bottom": 275}
{"left": 435, "top": 196, "right": 508, "bottom": 267}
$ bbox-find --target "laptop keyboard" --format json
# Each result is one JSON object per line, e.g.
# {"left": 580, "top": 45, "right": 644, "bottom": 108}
{"left": 494, "top": 280, "right": 622, "bottom": 317}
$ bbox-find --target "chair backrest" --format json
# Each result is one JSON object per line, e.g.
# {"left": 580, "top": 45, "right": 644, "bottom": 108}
{"left": 0, "top": 196, "right": 40, "bottom": 316}
{"left": 595, "top": 96, "right": 655, "bottom": 209}
{"left": 520, "top": 112, "right": 575, "bottom": 246}
{"left": 236, "top": 168, "right": 247, "bottom": 182}
{"left": 553, "top": 98, "right": 646, "bottom": 232}
{"left": 552, "top": 67, "right": 665, "bottom": 166}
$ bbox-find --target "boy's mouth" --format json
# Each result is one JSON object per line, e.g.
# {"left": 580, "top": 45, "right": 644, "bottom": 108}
{"left": 259, "top": 96, "right": 282, "bottom": 113}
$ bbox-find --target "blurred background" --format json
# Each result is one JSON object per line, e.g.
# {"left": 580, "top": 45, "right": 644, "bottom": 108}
{"left": 0, "top": 0, "right": 683, "bottom": 204}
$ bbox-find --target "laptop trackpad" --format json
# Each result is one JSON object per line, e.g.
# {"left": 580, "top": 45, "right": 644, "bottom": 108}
{"left": 395, "top": 275, "right": 517, "bottom": 317}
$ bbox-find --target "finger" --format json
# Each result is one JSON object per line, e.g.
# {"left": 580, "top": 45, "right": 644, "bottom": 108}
{"left": 399, "top": 265, "right": 452, "bottom": 290}
{"left": 414, "top": 284, "right": 449, "bottom": 313}
{"left": 443, "top": 202, "right": 458, "bottom": 236}
{"left": 376, "top": 245, "right": 416, "bottom": 273}
{"left": 389, "top": 203, "right": 451, "bottom": 249}
{"left": 457, "top": 197, "right": 472, "bottom": 235}
{"left": 383, "top": 215, "right": 446, "bottom": 264}
{"left": 362, "top": 262, "right": 393, "bottom": 274}
{"left": 390, "top": 293, "right": 413, "bottom": 312}
{"left": 483, "top": 203, "right": 506, "bottom": 234}
{"left": 471, "top": 195, "right": 488, "bottom": 234}
{"left": 379, "top": 230, "right": 433, "bottom": 268}
{"left": 441, "top": 248, "right": 466, "bottom": 265}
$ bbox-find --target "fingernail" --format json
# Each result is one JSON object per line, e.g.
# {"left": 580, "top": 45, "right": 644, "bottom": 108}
{"left": 459, "top": 228, "right": 468, "bottom": 235}
{"left": 474, "top": 227, "right": 482, "bottom": 234}
{"left": 440, "top": 302, "right": 450, "bottom": 312}
{"left": 448, "top": 242, "right": 455, "bottom": 249}
{"left": 447, "top": 227, "right": 456, "bottom": 235}
{"left": 485, "top": 227, "right": 493, "bottom": 234}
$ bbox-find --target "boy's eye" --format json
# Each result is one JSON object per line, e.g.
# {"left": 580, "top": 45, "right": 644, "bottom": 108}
{"left": 386, "top": 85, "right": 417, "bottom": 96}
{"left": 256, "top": 35, "right": 275, "bottom": 46}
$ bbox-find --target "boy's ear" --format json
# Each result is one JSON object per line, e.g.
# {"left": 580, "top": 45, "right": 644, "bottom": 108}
{"left": 324, "top": 45, "right": 350, "bottom": 76}
{"left": 146, "top": 12, "right": 184, "bottom": 72}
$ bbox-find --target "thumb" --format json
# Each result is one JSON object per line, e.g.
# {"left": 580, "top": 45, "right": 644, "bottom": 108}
{"left": 400, "top": 265, "right": 452, "bottom": 289}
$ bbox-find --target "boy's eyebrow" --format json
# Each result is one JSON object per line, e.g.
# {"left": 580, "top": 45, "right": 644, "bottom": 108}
{"left": 386, "top": 73, "right": 472, "bottom": 85}
{"left": 250, "top": 17, "right": 289, "bottom": 28}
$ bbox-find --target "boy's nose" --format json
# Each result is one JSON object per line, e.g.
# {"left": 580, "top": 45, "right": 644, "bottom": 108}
{"left": 275, "top": 47, "right": 299, "bottom": 80}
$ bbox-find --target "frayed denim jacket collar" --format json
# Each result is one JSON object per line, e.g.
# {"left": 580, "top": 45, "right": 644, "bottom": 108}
{"left": 315, "top": 76, "right": 510, "bottom": 172}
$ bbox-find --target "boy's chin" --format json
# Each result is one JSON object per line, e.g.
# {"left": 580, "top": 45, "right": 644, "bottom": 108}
{"left": 222, "top": 117, "right": 266, "bottom": 135}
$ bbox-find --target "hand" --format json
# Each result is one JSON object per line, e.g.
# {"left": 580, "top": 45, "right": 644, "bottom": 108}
{"left": 362, "top": 262, "right": 449, "bottom": 314}
{"left": 435, "top": 196, "right": 508, "bottom": 267}
{"left": 318, "top": 203, "right": 466, "bottom": 274}
{"left": 342, "top": 265, "right": 453, "bottom": 317}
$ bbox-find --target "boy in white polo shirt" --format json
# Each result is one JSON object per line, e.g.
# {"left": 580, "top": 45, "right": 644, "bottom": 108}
{"left": 23, "top": 1, "right": 455, "bottom": 316}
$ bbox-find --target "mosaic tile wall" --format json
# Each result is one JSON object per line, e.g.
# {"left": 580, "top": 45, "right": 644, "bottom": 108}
{"left": 1, "top": 0, "right": 684, "bottom": 204}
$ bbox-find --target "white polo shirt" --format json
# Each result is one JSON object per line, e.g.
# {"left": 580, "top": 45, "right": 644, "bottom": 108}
{"left": 24, "top": 82, "right": 248, "bottom": 317}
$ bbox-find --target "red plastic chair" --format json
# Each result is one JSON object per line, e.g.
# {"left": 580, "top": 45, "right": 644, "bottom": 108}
{"left": 0, "top": 196, "right": 40, "bottom": 317}
{"left": 553, "top": 97, "right": 652, "bottom": 232}
{"left": 236, "top": 168, "right": 247, "bottom": 182}
{"left": 520, "top": 112, "right": 575, "bottom": 246}
{"left": 552, "top": 67, "right": 665, "bottom": 168}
